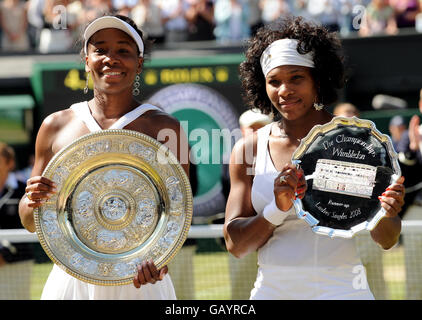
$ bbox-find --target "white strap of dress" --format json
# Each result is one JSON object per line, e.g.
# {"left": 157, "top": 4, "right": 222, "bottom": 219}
{"left": 70, "top": 102, "right": 101, "bottom": 132}
{"left": 109, "top": 104, "right": 160, "bottom": 130}
{"left": 255, "top": 123, "right": 273, "bottom": 175}
{"left": 70, "top": 102, "right": 160, "bottom": 132}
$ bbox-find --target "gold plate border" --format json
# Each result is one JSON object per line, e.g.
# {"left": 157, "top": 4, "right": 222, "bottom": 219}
{"left": 34, "top": 129, "right": 193, "bottom": 286}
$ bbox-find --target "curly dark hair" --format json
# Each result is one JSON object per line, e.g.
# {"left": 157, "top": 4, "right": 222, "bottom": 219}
{"left": 239, "top": 16, "right": 346, "bottom": 118}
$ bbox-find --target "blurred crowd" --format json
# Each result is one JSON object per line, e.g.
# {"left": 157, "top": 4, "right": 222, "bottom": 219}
{"left": 0, "top": 0, "right": 421, "bottom": 53}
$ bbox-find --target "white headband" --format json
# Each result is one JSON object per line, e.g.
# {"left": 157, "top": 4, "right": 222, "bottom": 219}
{"left": 84, "top": 16, "right": 144, "bottom": 57}
{"left": 260, "top": 39, "right": 314, "bottom": 77}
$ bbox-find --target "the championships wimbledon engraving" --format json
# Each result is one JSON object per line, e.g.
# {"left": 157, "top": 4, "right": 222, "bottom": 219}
{"left": 323, "top": 134, "right": 376, "bottom": 159}
{"left": 292, "top": 117, "right": 401, "bottom": 238}
{"left": 34, "top": 129, "right": 193, "bottom": 285}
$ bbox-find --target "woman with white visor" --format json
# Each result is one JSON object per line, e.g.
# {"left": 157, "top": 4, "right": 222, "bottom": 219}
{"left": 19, "top": 14, "right": 189, "bottom": 300}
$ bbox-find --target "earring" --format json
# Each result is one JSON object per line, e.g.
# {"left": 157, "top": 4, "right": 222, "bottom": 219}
{"left": 133, "top": 74, "right": 140, "bottom": 96}
{"left": 84, "top": 73, "right": 90, "bottom": 94}
{"left": 313, "top": 102, "right": 324, "bottom": 111}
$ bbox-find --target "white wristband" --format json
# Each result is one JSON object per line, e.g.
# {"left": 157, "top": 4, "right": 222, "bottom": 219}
{"left": 262, "top": 198, "right": 295, "bottom": 226}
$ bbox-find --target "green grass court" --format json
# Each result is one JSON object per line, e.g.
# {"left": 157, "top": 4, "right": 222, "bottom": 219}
{"left": 30, "top": 248, "right": 406, "bottom": 300}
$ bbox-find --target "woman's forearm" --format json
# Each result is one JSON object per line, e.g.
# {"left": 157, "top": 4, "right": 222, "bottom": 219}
{"left": 19, "top": 197, "right": 36, "bottom": 233}
{"left": 370, "top": 216, "right": 401, "bottom": 250}
{"left": 224, "top": 215, "right": 276, "bottom": 258}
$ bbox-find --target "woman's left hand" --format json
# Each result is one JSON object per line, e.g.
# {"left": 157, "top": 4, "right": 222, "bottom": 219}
{"left": 379, "top": 176, "right": 405, "bottom": 218}
{"left": 133, "top": 260, "right": 168, "bottom": 288}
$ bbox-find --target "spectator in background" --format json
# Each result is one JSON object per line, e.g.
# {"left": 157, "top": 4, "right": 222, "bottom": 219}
{"left": 390, "top": 0, "right": 420, "bottom": 28}
{"left": 65, "top": 0, "right": 112, "bottom": 51}
{"left": 389, "top": 115, "right": 407, "bottom": 150}
{"left": 82, "top": 0, "right": 113, "bottom": 25}
{"left": 185, "top": 0, "right": 215, "bottom": 41}
{"left": 0, "top": 0, "right": 30, "bottom": 52}
{"left": 113, "top": 0, "right": 137, "bottom": 15}
{"left": 359, "top": 0, "right": 398, "bottom": 36}
{"left": 289, "top": 0, "right": 312, "bottom": 20}
{"left": 0, "top": 142, "right": 34, "bottom": 300}
{"left": 131, "top": 0, "right": 166, "bottom": 44}
{"left": 38, "top": 0, "right": 76, "bottom": 53}
{"left": 337, "top": 0, "right": 363, "bottom": 35}
{"left": 66, "top": 0, "right": 87, "bottom": 47}
{"left": 306, "top": 0, "right": 341, "bottom": 32}
{"left": 333, "top": 102, "right": 360, "bottom": 117}
{"left": 27, "top": 0, "right": 46, "bottom": 50}
{"left": 16, "top": 154, "right": 35, "bottom": 184}
{"left": 214, "top": 0, "right": 250, "bottom": 43}
{"left": 389, "top": 114, "right": 421, "bottom": 217}
{"left": 408, "top": 89, "right": 422, "bottom": 157}
{"left": 160, "top": 0, "right": 189, "bottom": 42}
{"left": 246, "top": 0, "right": 263, "bottom": 35}
{"left": 260, "top": 0, "right": 290, "bottom": 25}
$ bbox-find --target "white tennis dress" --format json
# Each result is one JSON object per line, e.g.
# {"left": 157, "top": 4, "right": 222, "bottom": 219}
{"left": 249, "top": 123, "right": 374, "bottom": 300}
{"left": 41, "top": 101, "right": 177, "bottom": 300}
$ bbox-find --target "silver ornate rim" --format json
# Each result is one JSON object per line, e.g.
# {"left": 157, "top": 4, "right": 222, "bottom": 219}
{"left": 292, "top": 116, "right": 401, "bottom": 238}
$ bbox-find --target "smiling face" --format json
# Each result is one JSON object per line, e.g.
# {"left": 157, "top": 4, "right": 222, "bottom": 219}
{"left": 85, "top": 28, "right": 143, "bottom": 95}
{"left": 265, "top": 65, "right": 318, "bottom": 121}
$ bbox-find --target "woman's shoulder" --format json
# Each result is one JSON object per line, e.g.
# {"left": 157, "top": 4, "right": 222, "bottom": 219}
{"left": 142, "top": 106, "right": 181, "bottom": 128}
{"left": 40, "top": 107, "right": 76, "bottom": 134}
{"left": 231, "top": 130, "right": 259, "bottom": 167}
{"left": 42, "top": 107, "right": 74, "bottom": 124}
{"left": 234, "top": 123, "right": 273, "bottom": 151}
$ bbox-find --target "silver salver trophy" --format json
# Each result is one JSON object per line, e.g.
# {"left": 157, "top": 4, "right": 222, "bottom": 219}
{"left": 292, "top": 116, "right": 401, "bottom": 238}
{"left": 34, "top": 129, "right": 193, "bottom": 285}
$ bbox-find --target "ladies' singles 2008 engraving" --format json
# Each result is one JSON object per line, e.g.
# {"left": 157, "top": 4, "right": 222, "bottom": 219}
{"left": 292, "top": 117, "right": 401, "bottom": 238}
{"left": 35, "top": 129, "right": 193, "bottom": 286}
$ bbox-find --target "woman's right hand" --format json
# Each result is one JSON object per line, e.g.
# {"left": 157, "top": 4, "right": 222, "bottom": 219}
{"left": 133, "top": 260, "right": 168, "bottom": 288}
{"left": 274, "top": 163, "right": 306, "bottom": 211}
{"left": 25, "top": 176, "right": 57, "bottom": 208}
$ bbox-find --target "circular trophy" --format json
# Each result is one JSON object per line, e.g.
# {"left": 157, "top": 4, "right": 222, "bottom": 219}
{"left": 292, "top": 116, "right": 401, "bottom": 238}
{"left": 34, "top": 129, "right": 193, "bottom": 285}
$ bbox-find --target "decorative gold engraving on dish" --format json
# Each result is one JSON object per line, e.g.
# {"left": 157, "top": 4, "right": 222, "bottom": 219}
{"left": 34, "top": 129, "right": 193, "bottom": 286}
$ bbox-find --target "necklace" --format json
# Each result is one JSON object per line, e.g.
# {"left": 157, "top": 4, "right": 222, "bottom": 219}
{"left": 275, "top": 121, "right": 301, "bottom": 142}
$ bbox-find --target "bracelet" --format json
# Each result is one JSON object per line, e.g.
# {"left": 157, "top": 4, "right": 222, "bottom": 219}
{"left": 262, "top": 198, "right": 295, "bottom": 226}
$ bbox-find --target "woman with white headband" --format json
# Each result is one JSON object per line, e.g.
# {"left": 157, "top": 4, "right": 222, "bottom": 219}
{"left": 224, "top": 16, "right": 405, "bottom": 300}
{"left": 18, "top": 14, "right": 188, "bottom": 300}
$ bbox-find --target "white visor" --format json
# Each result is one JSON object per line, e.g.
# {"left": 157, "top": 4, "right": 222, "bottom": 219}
{"left": 84, "top": 16, "right": 144, "bottom": 57}
{"left": 260, "top": 39, "right": 314, "bottom": 77}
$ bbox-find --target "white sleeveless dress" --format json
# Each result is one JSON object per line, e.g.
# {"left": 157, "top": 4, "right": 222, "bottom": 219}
{"left": 41, "top": 101, "right": 177, "bottom": 300}
{"left": 249, "top": 123, "right": 374, "bottom": 300}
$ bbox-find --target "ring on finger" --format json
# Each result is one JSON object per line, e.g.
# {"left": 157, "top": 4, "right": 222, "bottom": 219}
{"left": 279, "top": 176, "right": 287, "bottom": 184}
{"left": 26, "top": 191, "right": 33, "bottom": 201}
